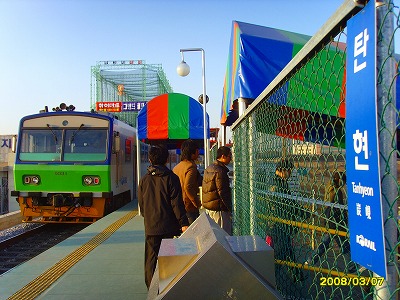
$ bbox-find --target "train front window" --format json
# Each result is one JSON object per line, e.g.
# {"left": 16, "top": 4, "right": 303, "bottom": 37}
{"left": 19, "top": 129, "right": 63, "bottom": 161}
{"left": 64, "top": 129, "right": 107, "bottom": 162}
{"left": 18, "top": 128, "right": 108, "bottom": 162}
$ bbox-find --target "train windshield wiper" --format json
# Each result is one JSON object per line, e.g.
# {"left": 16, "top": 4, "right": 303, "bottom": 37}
{"left": 46, "top": 124, "right": 58, "bottom": 143}
{"left": 70, "top": 124, "right": 85, "bottom": 143}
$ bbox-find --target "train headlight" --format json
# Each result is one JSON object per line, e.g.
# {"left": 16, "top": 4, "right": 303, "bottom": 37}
{"left": 83, "top": 176, "right": 100, "bottom": 186}
{"left": 23, "top": 175, "right": 40, "bottom": 185}
{"left": 83, "top": 177, "right": 93, "bottom": 185}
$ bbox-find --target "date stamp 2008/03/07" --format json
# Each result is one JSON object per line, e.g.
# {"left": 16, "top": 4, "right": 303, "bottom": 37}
{"left": 320, "top": 277, "right": 384, "bottom": 286}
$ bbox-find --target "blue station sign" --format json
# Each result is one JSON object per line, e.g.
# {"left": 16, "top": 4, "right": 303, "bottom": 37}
{"left": 346, "top": 0, "right": 387, "bottom": 278}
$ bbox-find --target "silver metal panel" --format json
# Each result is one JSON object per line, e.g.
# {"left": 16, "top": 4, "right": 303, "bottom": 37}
{"left": 226, "top": 235, "right": 276, "bottom": 287}
{"left": 158, "top": 238, "right": 199, "bottom": 293}
{"left": 148, "top": 212, "right": 281, "bottom": 300}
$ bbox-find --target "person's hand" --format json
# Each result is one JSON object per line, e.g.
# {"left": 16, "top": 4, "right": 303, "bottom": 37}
{"left": 181, "top": 226, "right": 189, "bottom": 233}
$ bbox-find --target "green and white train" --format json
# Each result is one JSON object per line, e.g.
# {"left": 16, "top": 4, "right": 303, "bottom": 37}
{"left": 11, "top": 108, "right": 148, "bottom": 223}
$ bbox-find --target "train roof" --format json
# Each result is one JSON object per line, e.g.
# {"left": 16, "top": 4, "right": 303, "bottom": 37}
{"left": 21, "top": 110, "right": 116, "bottom": 122}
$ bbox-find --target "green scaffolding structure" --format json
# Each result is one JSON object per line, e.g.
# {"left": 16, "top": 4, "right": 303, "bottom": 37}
{"left": 90, "top": 60, "right": 173, "bottom": 127}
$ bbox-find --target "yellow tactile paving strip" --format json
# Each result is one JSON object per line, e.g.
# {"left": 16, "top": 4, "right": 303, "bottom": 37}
{"left": 7, "top": 209, "right": 138, "bottom": 300}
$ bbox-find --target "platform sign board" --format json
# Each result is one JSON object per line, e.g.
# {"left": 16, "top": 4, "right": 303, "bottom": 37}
{"left": 346, "top": 0, "right": 387, "bottom": 278}
{"left": 96, "top": 101, "right": 147, "bottom": 112}
{"left": 122, "top": 101, "right": 147, "bottom": 111}
{"left": 96, "top": 101, "right": 122, "bottom": 112}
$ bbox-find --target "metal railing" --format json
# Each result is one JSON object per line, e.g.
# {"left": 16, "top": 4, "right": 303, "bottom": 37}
{"left": 231, "top": 1, "right": 399, "bottom": 299}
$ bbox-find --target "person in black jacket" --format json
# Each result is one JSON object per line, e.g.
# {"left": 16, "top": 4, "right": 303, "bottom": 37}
{"left": 138, "top": 144, "right": 189, "bottom": 289}
{"left": 201, "top": 146, "right": 232, "bottom": 234}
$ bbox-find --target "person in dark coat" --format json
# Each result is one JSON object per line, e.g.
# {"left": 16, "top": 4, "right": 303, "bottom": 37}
{"left": 201, "top": 146, "right": 232, "bottom": 234}
{"left": 138, "top": 144, "right": 189, "bottom": 289}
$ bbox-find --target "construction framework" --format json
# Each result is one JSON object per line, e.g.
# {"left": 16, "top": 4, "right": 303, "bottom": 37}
{"left": 90, "top": 60, "right": 173, "bottom": 126}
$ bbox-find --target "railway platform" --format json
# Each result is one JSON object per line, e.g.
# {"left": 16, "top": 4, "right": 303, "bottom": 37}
{"left": 0, "top": 200, "right": 147, "bottom": 300}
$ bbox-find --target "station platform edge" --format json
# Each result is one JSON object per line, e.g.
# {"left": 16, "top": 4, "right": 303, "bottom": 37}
{"left": 0, "top": 200, "right": 147, "bottom": 300}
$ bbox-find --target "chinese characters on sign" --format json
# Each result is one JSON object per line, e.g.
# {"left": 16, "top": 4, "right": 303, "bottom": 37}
{"left": 101, "top": 60, "right": 144, "bottom": 65}
{"left": 0, "top": 136, "right": 13, "bottom": 163}
{"left": 95, "top": 101, "right": 147, "bottom": 113}
{"left": 122, "top": 102, "right": 147, "bottom": 111}
{"left": 346, "top": 0, "right": 386, "bottom": 278}
{"left": 353, "top": 129, "right": 369, "bottom": 170}
{"left": 1, "top": 138, "right": 11, "bottom": 148}
{"left": 96, "top": 102, "right": 122, "bottom": 112}
{"left": 353, "top": 29, "right": 369, "bottom": 73}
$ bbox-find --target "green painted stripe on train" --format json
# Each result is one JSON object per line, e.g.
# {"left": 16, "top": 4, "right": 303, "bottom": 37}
{"left": 14, "top": 164, "right": 111, "bottom": 192}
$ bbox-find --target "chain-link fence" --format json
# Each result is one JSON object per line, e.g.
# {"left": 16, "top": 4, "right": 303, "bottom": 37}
{"left": 231, "top": 1, "right": 399, "bottom": 299}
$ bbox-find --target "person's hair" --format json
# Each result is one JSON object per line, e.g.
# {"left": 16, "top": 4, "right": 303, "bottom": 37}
{"left": 216, "top": 146, "right": 231, "bottom": 159}
{"left": 149, "top": 144, "right": 169, "bottom": 165}
{"left": 276, "top": 158, "right": 294, "bottom": 171}
{"left": 333, "top": 171, "right": 346, "bottom": 185}
{"left": 180, "top": 139, "right": 199, "bottom": 161}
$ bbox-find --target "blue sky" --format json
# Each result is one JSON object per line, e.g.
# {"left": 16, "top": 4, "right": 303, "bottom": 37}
{"left": 0, "top": 0, "right": 344, "bottom": 135}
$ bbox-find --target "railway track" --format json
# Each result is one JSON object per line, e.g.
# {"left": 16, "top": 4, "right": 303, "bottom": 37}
{"left": 0, "top": 223, "right": 88, "bottom": 275}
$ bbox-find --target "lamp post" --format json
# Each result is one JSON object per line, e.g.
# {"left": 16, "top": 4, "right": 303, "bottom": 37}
{"left": 177, "top": 48, "right": 209, "bottom": 168}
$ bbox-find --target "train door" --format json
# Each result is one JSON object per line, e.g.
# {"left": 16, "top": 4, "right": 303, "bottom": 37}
{"left": 132, "top": 145, "right": 137, "bottom": 200}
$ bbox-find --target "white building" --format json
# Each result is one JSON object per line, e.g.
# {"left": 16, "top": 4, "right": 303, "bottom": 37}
{"left": 0, "top": 135, "right": 18, "bottom": 213}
